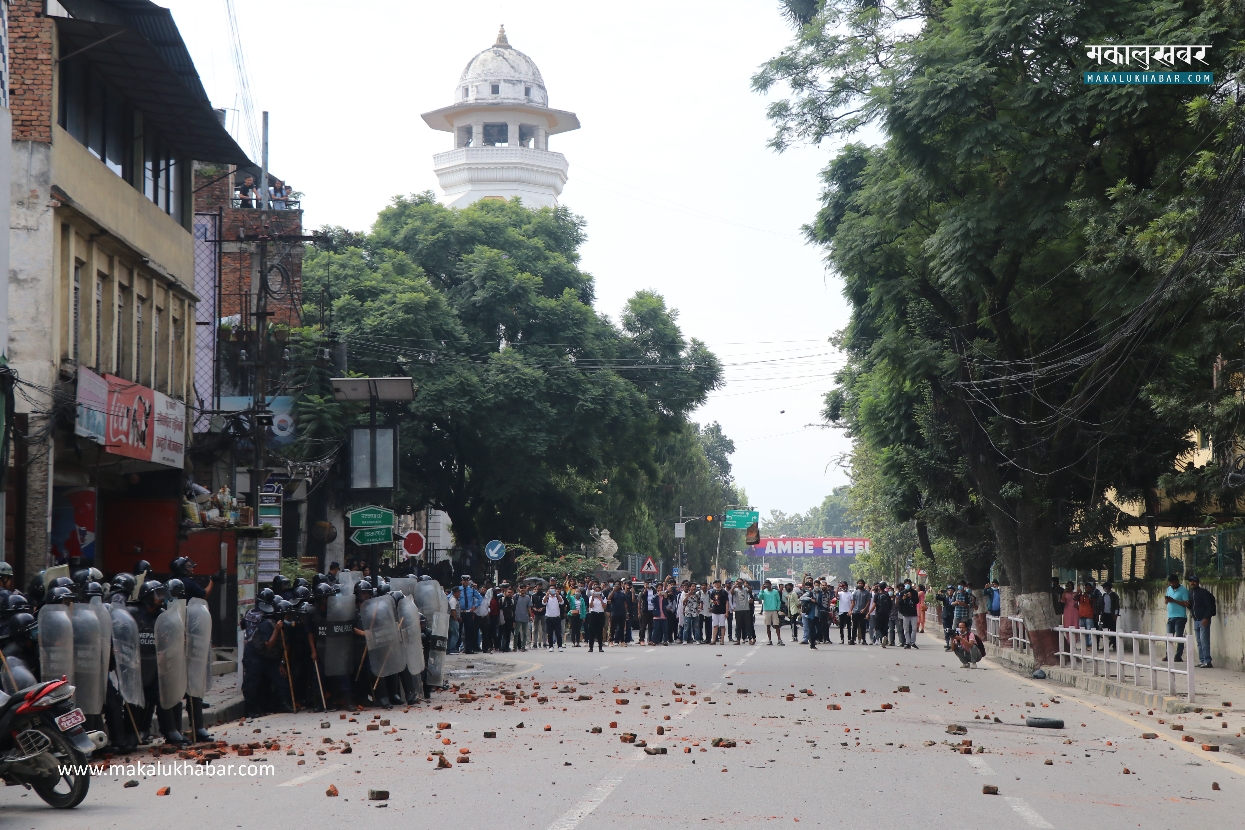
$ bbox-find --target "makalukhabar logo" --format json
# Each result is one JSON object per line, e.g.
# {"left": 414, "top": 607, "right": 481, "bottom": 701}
{"left": 1083, "top": 44, "right": 1213, "bottom": 85}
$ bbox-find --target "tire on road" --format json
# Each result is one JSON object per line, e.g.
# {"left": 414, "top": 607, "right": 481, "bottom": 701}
{"left": 1025, "top": 716, "right": 1064, "bottom": 729}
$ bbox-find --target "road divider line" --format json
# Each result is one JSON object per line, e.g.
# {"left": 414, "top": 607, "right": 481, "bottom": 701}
{"left": 965, "top": 757, "right": 996, "bottom": 776}
{"left": 545, "top": 753, "right": 642, "bottom": 830}
{"left": 1004, "top": 797, "right": 1053, "bottom": 828}
{"left": 278, "top": 765, "right": 339, "bottom": 787}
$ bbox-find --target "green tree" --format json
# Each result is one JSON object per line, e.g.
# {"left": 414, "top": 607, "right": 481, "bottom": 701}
{"left": 757, "top": 1, "right": 1245, "bottom": 647}
{"left": 302, "top": 195, "right": 723, "bottom": 571}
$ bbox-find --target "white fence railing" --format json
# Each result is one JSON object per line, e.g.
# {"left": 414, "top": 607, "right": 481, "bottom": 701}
{"left": 986, "top": 614, "right": 1001, "bottom": 647}
{"left": 1008, "top": 616, "right": 1030, "bottom": 654}
{"left": 1054, "top": 625, "right": 1196, "bottom": 702}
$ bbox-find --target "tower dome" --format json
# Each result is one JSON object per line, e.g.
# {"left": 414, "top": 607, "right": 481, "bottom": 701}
{"left": 456, "top": 26, "right": 549, "bottom": 107}
{"left": 422, "top": 26, "right": 580, "bottom": 209}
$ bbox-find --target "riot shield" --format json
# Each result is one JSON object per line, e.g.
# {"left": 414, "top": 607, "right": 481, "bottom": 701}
{"left": 70, "top": 603, "right": 105, "bottom": 714}
{"left": 338, "top": 570, "right": 359, "bottom": 597}
{"left": 390, "top": 577, "right": 416, "bottom": 599}
{"left": 109, "top": 605, "right": 145, "bottom": 707}
{"left": 413, "top": 579, "right": 441, "bottom": 618}
{"left": 360, "top": 596, "right": 405, "bottom": 678}
{"left": 168, "top": 597, "right": 187, "bottom": 624}
{"left": 37, "top": 605, "right": 74, "bottom": 685}
{"left": 397, "top": 596, "right": 424, "bottom": 674}
{"left": 425, "top": 611, "right": 449, "bottom": 687}
{"left": 185, "top": 598, "right": 214, "bottom": 698}
{"left": 154, "top": 609, "right": 187, "bottom": 709}
{"left": 324, "top": 593, "right": 356, "bottom": 677}
{"left": 91, "top": 596, "right": 113, "bottom": 684}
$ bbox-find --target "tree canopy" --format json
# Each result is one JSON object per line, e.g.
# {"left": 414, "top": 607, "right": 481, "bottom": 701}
{"left": 757, "top": 0, "right": 1245, "bottom": 628}
{"left": 300, "top": 194, "right": 735, "bottom": 578}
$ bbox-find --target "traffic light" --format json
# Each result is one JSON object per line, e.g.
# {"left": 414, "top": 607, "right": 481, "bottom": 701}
{"left": 704, "top": 515, "right": 715, "bottom": 523}
{"left": 745, "top": 522, "right": 760, "bottom": 546}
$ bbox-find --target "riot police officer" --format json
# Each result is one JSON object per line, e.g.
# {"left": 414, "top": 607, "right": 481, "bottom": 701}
{"left": 241, "top": 592, "right": 292, "bottom": 716}
{"left": 133, "top": 581, "right": 186, "bottom": 745}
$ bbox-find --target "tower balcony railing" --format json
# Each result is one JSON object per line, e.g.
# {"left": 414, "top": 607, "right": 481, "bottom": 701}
{"left": 433, "top": 145, "right": 568, "bottom": 170}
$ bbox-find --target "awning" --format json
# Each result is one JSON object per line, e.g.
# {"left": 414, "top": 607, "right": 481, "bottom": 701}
{"left": 55, "top": 16, "right": 253, "bottom": 166}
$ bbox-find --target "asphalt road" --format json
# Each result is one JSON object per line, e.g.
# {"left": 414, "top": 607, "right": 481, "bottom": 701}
{"left": 3, "top": 628, "right": 1242, "bottom": 829}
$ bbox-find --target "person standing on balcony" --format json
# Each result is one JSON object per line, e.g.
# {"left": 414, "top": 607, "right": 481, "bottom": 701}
{"left": 237, "top": 174, "right": 257, "bottom": 208}
{"left": 271, "top": 179, "right": 290, "bottom": 209}
{"left": 1188, "top": 576, "right": 1216, "bottom": 669}
{"left": 1162, "top": 573, "right": 1190, "bottom": 663}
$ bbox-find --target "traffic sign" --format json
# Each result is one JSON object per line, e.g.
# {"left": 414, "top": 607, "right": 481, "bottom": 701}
{"left": 403, "top": 531, "right": 426, "bottom": 557}
{"left": 671, "top": 568, "right": 680, "bottom": 578}
{"left": 761, "top": 562, "right": 770, "bottom": 571}
{"left": 916, "top": 569, "right": 927, "bottom": 577}
{"left": 485, "top": 540, "right": 506, "bottom": 561}
{"left": 350, "top": 526, "right": 393, "bottom": 546}
{"left": 640, "top": 556, "right": 658, "bottom": 574}
{"left": 722, "top": 509, "right": 759, "bottom": 530}
{"left": 348, "top": 506, "right": 394, "bottom": 528}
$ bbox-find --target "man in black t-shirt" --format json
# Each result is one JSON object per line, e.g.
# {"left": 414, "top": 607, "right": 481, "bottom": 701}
{"left": 709, "top": 580, "right": 729, "bottom": 645}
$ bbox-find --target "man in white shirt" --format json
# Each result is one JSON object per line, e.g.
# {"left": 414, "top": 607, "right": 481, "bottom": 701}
{"left": 544, "top": 587, "right": 564, "bottom": 651}
{"left": 586, "top": 583, "right": 607, "bottom": 652}
{"left": 837, "top": 582, "right": 853, "bottom": 643}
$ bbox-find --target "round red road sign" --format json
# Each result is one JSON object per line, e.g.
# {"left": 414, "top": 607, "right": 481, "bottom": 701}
{"left": 403, "top": 531, "right": 426, "bottom": 557}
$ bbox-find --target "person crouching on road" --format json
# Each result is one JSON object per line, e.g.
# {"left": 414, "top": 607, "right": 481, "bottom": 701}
{"left": 952, "top": 621, "right": 984, "bottom": 668}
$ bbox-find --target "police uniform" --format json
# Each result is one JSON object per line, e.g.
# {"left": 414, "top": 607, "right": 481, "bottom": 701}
{"left": 133, "top": 603, "right": 183, "bottom": 741}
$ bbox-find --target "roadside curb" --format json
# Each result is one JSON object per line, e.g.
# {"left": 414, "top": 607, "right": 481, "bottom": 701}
{"left": 986, "top": 644, "right": 1192, "bottom": 713}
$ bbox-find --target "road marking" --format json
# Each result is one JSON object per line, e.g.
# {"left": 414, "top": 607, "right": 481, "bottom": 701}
{"left": 624, "top": 656, "right": 635, "bottom": 661}
{"left": 1004, "top": 797, "right": 1053, "bottom": 828}
{"left": 595, "top": 665, "right": 608, "bottom": 670}
{"left": 278, "top": 765, "right": 338, "bottom": 787}
{"left": 545, "top": 753, "right": 642, "bottom": 830}
{"left": 965, "top": 757, "right": 996, "bottom": 775}
{"left": 493, "top": 661, "right": 542, "bottom": 682}
{"left": 645, "top": 648, "right": 656, "bottom": 653}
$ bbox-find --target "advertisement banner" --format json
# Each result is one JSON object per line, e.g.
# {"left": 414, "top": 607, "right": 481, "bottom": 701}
{"left": 745, "top": 537, "right": 870, "bottom": 557}
{"left": 152, "top": 392, "right": 186, "bottom": 469}
{"left": 104, "top": 375, "right": 155, "bottom": 462}
{"left": 74, "top": 366, "right": 108, "bottom": 443}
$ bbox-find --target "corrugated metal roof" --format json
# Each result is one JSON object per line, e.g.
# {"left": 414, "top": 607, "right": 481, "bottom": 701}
{"left": 55, "top": 0, "right": 249, "bottom": 164}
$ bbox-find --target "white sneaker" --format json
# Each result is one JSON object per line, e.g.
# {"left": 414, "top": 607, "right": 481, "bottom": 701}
{"left": 558, "top": 647, "right": 565, "bottom": 651}
{"left": 548, "top": 647, "right": 554, "bottom": 652}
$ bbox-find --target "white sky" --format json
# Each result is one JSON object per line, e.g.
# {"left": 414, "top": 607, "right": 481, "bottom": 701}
{"left": 163, "top": 0, "right": 855, "bottom": 515}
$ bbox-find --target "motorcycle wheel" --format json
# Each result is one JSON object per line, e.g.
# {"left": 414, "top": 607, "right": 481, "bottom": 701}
{"left": 31, "top": 727, "right": 90, "bottom": 809}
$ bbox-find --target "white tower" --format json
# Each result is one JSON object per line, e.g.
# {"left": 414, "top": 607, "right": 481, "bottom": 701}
{"left": 422, "top": 26, "right": 580, "bottom": 208}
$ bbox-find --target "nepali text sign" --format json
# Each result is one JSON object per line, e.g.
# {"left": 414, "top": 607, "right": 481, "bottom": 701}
{"left": 152, "top": 392, "right": 186, "bottom": 469}
{"left": 1084, "top": 44, "right": 1210, "bottom": 70}
{"left": 746, "top": 537, "right": 870, "bottom": 557}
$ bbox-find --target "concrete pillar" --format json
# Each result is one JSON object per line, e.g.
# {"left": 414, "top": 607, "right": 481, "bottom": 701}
{"left": 23, "top": 416, "right": 52, "bottom": 582}
{"left": 536, "top": 127, "right": 547, "bottom": 150}
{"left": 508, "top": 122, "right": 520, "bottom": 148}
{"left": 472, "top": 122, "right": 484, "bottom": 148}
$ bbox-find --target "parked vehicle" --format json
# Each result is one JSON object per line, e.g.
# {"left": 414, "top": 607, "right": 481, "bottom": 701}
{"left": 0, "top": 677, "right": 106, "bottom": 808}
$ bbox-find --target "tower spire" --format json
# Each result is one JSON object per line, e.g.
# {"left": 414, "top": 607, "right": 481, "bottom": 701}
{"left": 495, "top": 24, "right": 510, "bottom": 47}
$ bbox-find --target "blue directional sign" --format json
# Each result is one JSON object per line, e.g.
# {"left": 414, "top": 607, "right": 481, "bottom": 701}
{"left": 485, "top": 539, "right": 506, "bottom": 561}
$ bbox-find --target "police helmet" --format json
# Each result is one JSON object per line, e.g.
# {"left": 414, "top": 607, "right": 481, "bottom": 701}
{"left": 166, "top": 578, "right": 186, "bottom": 599}
{"left": 46, "top": 585, "right": 76, "bottom": 604}
{"left": 314, "top": 582, "right": 337, "bottom": 600}
{"left": 7, "top": 612, "right": 36, "bottom": 638}
{"left": 85, "top": 581, "right": 105, "bottom": 599}
{"left": 170, "top": 556, "right": 194, "bottom": 577}
{"left": 134, "top": 559, "right": 153, "bottom": 576}
{"left": 138, "top": 580, "right": 167, "bottom": 606}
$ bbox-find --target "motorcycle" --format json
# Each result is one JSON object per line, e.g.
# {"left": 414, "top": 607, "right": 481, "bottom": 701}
{"left": 0, "top": 677, "right": 107, "bottom": 808}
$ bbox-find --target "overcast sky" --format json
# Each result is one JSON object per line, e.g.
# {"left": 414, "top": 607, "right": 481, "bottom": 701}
{"left": 163, "top": 0, "right": 855, "bottom": 517}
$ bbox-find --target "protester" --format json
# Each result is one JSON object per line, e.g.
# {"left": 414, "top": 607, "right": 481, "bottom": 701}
{"left": 952, "top": 620, "right": 984, "bottom": 668}
{"left": 1188, "top": 576, "right": 1216, "bottom": 668}
{"left": 760, "top": 580, "right": 784, "bottom": 645}
{"left": 1163, "top": 574, "right": 1190, "bottom": 663}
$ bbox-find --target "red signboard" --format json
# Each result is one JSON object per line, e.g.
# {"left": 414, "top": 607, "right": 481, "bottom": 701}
{"left": 745, "top": 537, "right": 871, "bottom": 557}
{"left": 103, "top": 375, "right": 155, "bottom": 461}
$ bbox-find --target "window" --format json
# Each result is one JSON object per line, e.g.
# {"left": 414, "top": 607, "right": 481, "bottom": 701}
{"left": 135, "top": 301, "right": 143, "bottom": 383}
{"left": 58, "top": 58, "right": 130, "bottom": 179}
{"left": 483, "top": 123, "right": 508, "bottom": 146}
{"left": 524, "top": 85, "right": 531, "bottom": 97}
{"left": 491, "top": 83, "right": 500, "bottom": 95}
{"left": 116, "top": 292, "right": 126, "bottom": 375}
{"left": 72, "top": 263, "right": 81, "bottom": 364}
{"left": 95, "top": 279, "right": 103, "bottom": 371}
{"left": 462, "top": 86, "right": 469, "bottom": 100}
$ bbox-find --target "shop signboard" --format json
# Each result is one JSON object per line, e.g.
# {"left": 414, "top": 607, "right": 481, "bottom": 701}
{"left": 103, "top": 375, "right": 155, "bottom": 462}
{"left": 152, "top": 392, "right": 186, "bottom": 469}
{"left": 74, "top": 366, "right": 108, "bottom": 443}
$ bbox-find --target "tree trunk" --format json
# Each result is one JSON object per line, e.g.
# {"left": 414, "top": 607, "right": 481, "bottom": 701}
{"left": 1016, "top": 591, "right": 1060, "bottom": 665}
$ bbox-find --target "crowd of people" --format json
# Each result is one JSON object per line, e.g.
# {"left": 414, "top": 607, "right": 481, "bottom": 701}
{"left": 443, "top": 574, "right": 944, "bottom": 656}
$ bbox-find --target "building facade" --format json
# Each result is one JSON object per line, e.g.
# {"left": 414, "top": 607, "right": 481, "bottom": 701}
{"left": 5, "top": 0, "right": 250, "bottom": 585}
